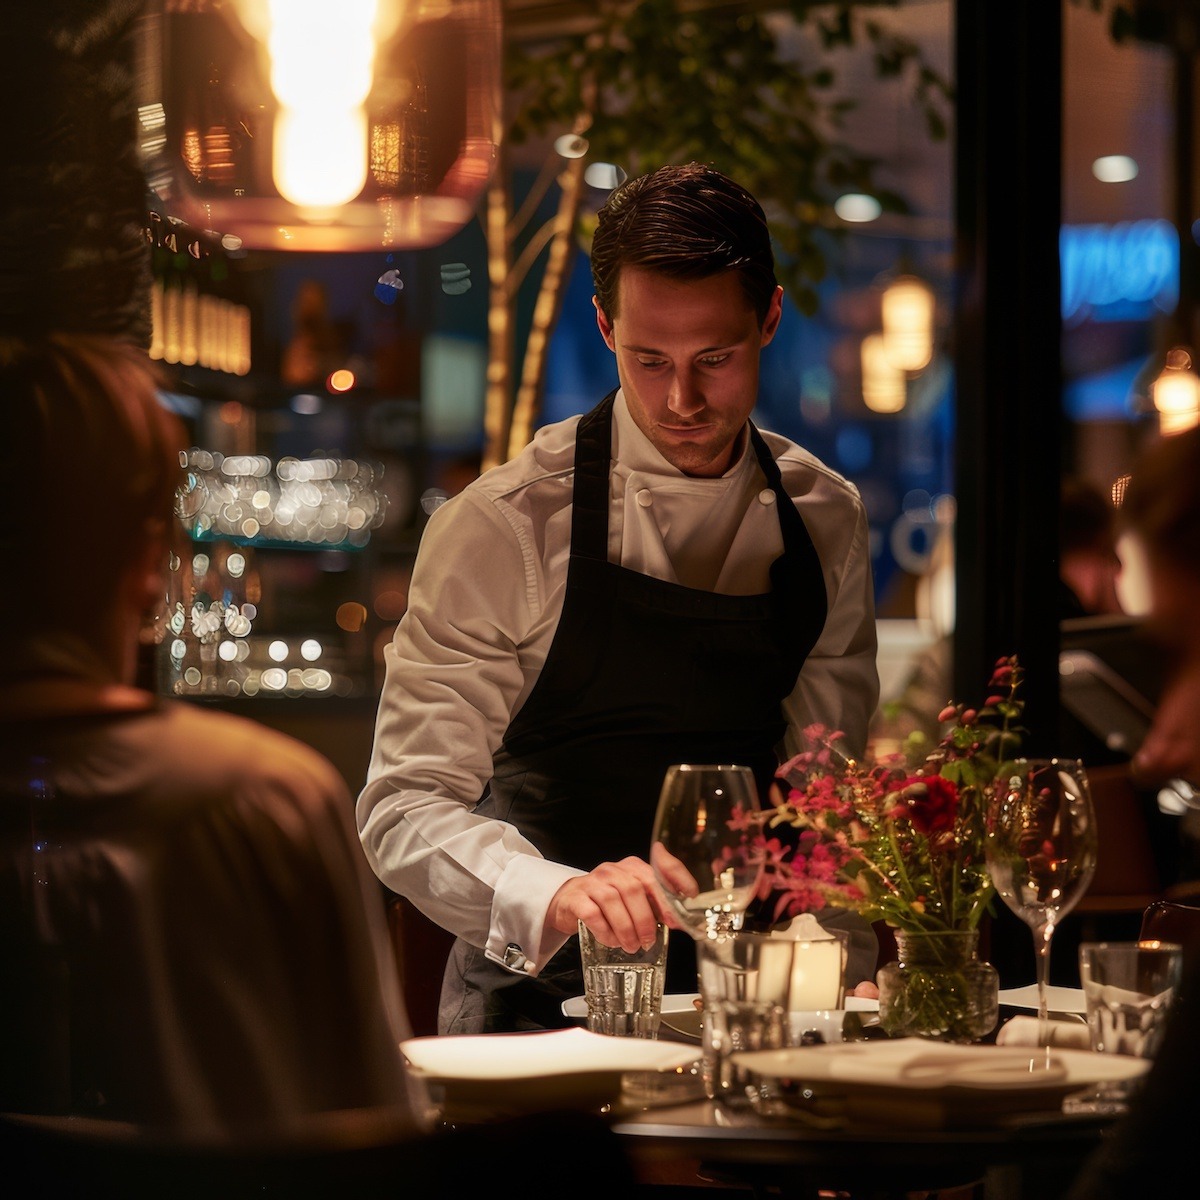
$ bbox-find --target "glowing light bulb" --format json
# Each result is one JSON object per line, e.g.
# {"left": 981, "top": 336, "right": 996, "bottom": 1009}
{"left": 1153, "top": 348, "right": 1200, "bottom": 434}
{"left": 262, "top": 0, "right": 379, "bottom": 208}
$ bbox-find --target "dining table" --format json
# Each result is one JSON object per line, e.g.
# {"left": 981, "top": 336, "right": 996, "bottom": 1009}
{"left": 611, "top": 1090, "right": 1113, "bottom": 1200}
{"left": 403, "top": 991, "right": 1141, "bottom": 1200}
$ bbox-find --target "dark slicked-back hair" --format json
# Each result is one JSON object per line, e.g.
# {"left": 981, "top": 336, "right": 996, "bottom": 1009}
{"left": 590, "top": 162, "right": 778, "bottom": 325}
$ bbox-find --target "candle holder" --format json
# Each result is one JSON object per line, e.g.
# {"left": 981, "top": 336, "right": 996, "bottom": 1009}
{"left": 696, "top": 929, "right": 848, "bottom": 1108}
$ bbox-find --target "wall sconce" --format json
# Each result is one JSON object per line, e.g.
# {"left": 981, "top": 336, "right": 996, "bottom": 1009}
{"left": 138, "top": 0, "right": 501, "bottom": 251}
{"left": 1152, "top": 346, "right": 1200, "bottom": 434}
{"left": 881, "top": 275, "right": 935, "bottom": 373}
{"left": 861, "top": 333, "right": 907, "bottom": 413}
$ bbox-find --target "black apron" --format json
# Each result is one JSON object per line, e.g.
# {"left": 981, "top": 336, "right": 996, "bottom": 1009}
{"left": 440, "top": 392, "right": 828, "bottom": 1033}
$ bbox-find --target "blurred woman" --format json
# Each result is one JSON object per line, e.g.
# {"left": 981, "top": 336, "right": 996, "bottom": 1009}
{"left": 0, "top": 335, "right": 427, "bottom": 1135}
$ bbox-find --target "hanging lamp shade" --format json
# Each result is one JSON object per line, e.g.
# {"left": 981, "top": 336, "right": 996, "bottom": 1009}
{"left": 1152, "top": 346, "right": 1200, "bottom": 434}
{"left": 861, "top": 333, "right": 906, "bottom": 413}
{"left": 881, "top": 275, "right": 935, "bottom": 373}
{"left": 137, "top": 0, "right": 501, "bottom": 251}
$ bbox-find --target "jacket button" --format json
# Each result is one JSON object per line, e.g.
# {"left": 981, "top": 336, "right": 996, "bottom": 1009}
{"left": 758, "top": 489, "right": 776, "bottom": 505}
{"left": 636, "top": 489, "right": 653, "bottom": 507}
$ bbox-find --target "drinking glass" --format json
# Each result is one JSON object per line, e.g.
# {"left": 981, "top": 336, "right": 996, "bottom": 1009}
{"left": 985, "top": 757, "right": 1098, "bottom": 1053}
{"left": 578, "top": 919, "right": 668, "bottom": 1038}
{"left": 649, "top": 764, "right": 764, "bottom": 942}
{"left": 1063, "top": 940, "right": 1184, "bottom": 1114}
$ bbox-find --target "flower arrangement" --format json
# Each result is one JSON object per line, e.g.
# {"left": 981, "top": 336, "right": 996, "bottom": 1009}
{"left": 752, "top": 656, "right": 1026, "bottom": 933}
{"left": 748, "top": 655, "right": 1026, "bottom": 1041}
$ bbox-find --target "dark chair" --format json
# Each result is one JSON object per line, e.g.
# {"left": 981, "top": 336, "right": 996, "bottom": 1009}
{"left": 1139, "top": 897, "right": 1200, "bottom": 948}
{"left": 0, "top": 1106, "right": 636, "bottom": 1200}
{"left": 1074, "top": 763, "right": 1163, "bottom": 922}
{"left": 385, "top": 891, "right": 456, "bottom": 1037}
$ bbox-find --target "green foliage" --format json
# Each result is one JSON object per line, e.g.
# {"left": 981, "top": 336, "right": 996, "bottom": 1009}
{"left": 505, "top": 1, "right": 952, "bottom": 315}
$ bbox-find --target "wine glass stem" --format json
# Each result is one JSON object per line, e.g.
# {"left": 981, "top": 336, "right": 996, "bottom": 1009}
{"left": 1035, "top": 930, "right": 1053, "bottom": 1051}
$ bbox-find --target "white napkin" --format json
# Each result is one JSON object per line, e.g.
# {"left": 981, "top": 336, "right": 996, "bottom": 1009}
{"left": 825, "top": 1040, "right": 1070, "bottom": 1087}
{"left": 400, "top": 1026, "right": 699, "bottom": 1080}
{"left": 995, "top": 1015, "right": 1092, "bottom": 1050}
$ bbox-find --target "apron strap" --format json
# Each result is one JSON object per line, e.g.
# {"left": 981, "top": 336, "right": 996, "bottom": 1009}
{"left": 568, "top": 390, "right": 618, "bottom": 563}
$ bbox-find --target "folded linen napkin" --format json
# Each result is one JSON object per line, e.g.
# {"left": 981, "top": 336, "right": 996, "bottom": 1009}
{"left": 824, "top": 1040, "right": 1070, "bottom": 1087}
{"left": 401, "top": 1027, "right": 699, "bottom": 1079}
{"left": 995, "top": 1015, "right": 1092, "bottom": 1050}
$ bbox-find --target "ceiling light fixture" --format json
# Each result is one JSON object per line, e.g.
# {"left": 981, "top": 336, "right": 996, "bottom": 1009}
{"left": 138, "top": 0, "right": 502, "bottom": 251}
{"left": 834, "top": 193, "right": 882, "bottom": 223}
{"left": 1092, "top": 155, "right": 1139, "bottom": 183}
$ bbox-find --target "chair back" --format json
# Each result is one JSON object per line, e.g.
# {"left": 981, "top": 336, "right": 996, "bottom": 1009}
{"left": 0, "top": 1106, "right": 634, "bottom": 1199}
{"left": 1073, "top": 763, "right": 1161, "bottom": 915}
{"left": 1140, "top": 899, "right": 1200, "bottom": 949}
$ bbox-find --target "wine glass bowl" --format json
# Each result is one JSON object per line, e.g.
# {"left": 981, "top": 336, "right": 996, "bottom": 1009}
{"left": 650, "top": 764, "right": 765, "bottom": 941}
{"left": 985, "top": 757, "right": 1098, "bottom": 1048}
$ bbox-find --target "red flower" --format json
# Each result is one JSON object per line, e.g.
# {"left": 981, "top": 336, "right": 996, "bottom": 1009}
{"left": 891, "top": 775, "right": 960, "bottom": 836}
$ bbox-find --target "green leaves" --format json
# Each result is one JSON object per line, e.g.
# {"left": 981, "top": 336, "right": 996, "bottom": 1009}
{"left": 505, "top": 0, "right": 951, "bottom": 308}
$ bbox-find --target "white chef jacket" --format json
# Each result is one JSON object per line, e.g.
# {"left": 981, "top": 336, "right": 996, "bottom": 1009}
{"left": 358, "top": 392, "right": 878, "bottom": 977}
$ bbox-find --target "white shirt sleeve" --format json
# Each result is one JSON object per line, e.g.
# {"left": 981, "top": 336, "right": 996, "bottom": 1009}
{"left": 356, "top": 490, "right": 583, "bottom": 976}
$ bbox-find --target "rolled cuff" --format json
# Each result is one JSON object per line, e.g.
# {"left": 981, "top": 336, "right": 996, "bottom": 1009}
{"left": 485, "top": 855, "right": 585, "bottom": 976}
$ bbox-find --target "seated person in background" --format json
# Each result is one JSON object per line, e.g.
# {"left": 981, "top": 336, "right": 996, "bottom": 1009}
{"left": 1059, "top": 475, "right": 1124, "bottom": 620}
{"left": 1067, "top": 425, "right": 1200, "bottom": 1200}
{"left": 0, "top": 335, "right": 428, "bottom": 1136}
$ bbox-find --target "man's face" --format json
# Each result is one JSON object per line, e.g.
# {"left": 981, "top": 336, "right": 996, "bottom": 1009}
{"left": 594, "top": 268, "right": 783, "bottom": 477}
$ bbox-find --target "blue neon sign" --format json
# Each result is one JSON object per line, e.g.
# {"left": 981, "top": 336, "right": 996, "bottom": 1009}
{"left": 1060, "top": 219, "right": 1178, "bottom": 324}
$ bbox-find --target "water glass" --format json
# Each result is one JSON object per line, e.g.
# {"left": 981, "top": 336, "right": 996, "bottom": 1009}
{"left": 1063, "top": 940, "right": 1184, "bottom": 1115}
{"left": 578, "top": 920, "right": 667, "bottom": 1039}
{"left": 1079, "top": 940, "right": 1183, "bottom": 1058}
{"left": 697, "top": 930, "right": 847, "bottom": 1107}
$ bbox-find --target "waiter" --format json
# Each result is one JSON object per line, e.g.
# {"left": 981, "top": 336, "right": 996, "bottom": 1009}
{"left": 358, "top": 163, "right": 879, "bottom": 1033}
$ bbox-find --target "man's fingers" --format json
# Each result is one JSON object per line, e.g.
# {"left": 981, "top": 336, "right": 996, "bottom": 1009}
{"left": 650, "top": 842, "right": 700, "bottom": 898}
{"left": 550, "top": 858, "right": 663, "bottom": 951}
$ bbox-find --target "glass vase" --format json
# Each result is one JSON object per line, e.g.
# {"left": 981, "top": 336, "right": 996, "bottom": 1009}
{"left": 877, "top": 930, "right": 999, "bottom": 1043}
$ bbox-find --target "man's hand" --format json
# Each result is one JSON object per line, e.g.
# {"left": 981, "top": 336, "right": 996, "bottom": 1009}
{"left": 1133, "top": 656, "right": 1200, "bottom": 788}
{"left": 547, "top": 856, "right": 680, "bottom": 952}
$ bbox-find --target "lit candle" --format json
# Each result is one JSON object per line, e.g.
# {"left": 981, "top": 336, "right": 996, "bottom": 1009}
{"left": 786, "top": 938, "right": 845, "bottom": 1010}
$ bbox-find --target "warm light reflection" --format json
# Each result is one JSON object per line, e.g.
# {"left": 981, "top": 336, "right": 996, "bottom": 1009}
{"left": 336, "top": 602, "right": 369, "bottom": 632}
{"left": 175, "top": 449, "right": 389, "bottom": 548}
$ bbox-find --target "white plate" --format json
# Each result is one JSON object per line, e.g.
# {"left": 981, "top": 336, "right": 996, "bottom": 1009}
{"left": 733, "top": 1039, "right": 1145, "bottom": 1092}
{"left": 730, "top": 1040, "right": 1148, "bottom": 1128}
{"left": 998, "top": 984, "right": 1088, "bottom": 1014}
{"left": 400, "top": 1027, "right": 700, "bottom": 1119}
{"left": 560, "top": 992, "right": 880, "bottom": 1019}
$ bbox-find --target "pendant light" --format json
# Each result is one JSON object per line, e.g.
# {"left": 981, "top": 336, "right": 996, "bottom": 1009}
{"left": 1152, "top": 346, "right": 1200, "bottom": 434}
{"left": 137, "top": 0, "right": 502, "bottom": 251}
{"left": 881, "top": 274, "right": 935, "bottom": 374}
{"left": 861, "top": 333, "right": 907, "bottom": 413}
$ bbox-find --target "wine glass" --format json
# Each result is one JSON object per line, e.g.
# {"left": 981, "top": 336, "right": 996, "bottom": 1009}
{"left": 985, "top": 757, "right": 1098, "bottom": 1054}
{"left": 649, "top": 763, "right": 765, "bottom": 943}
